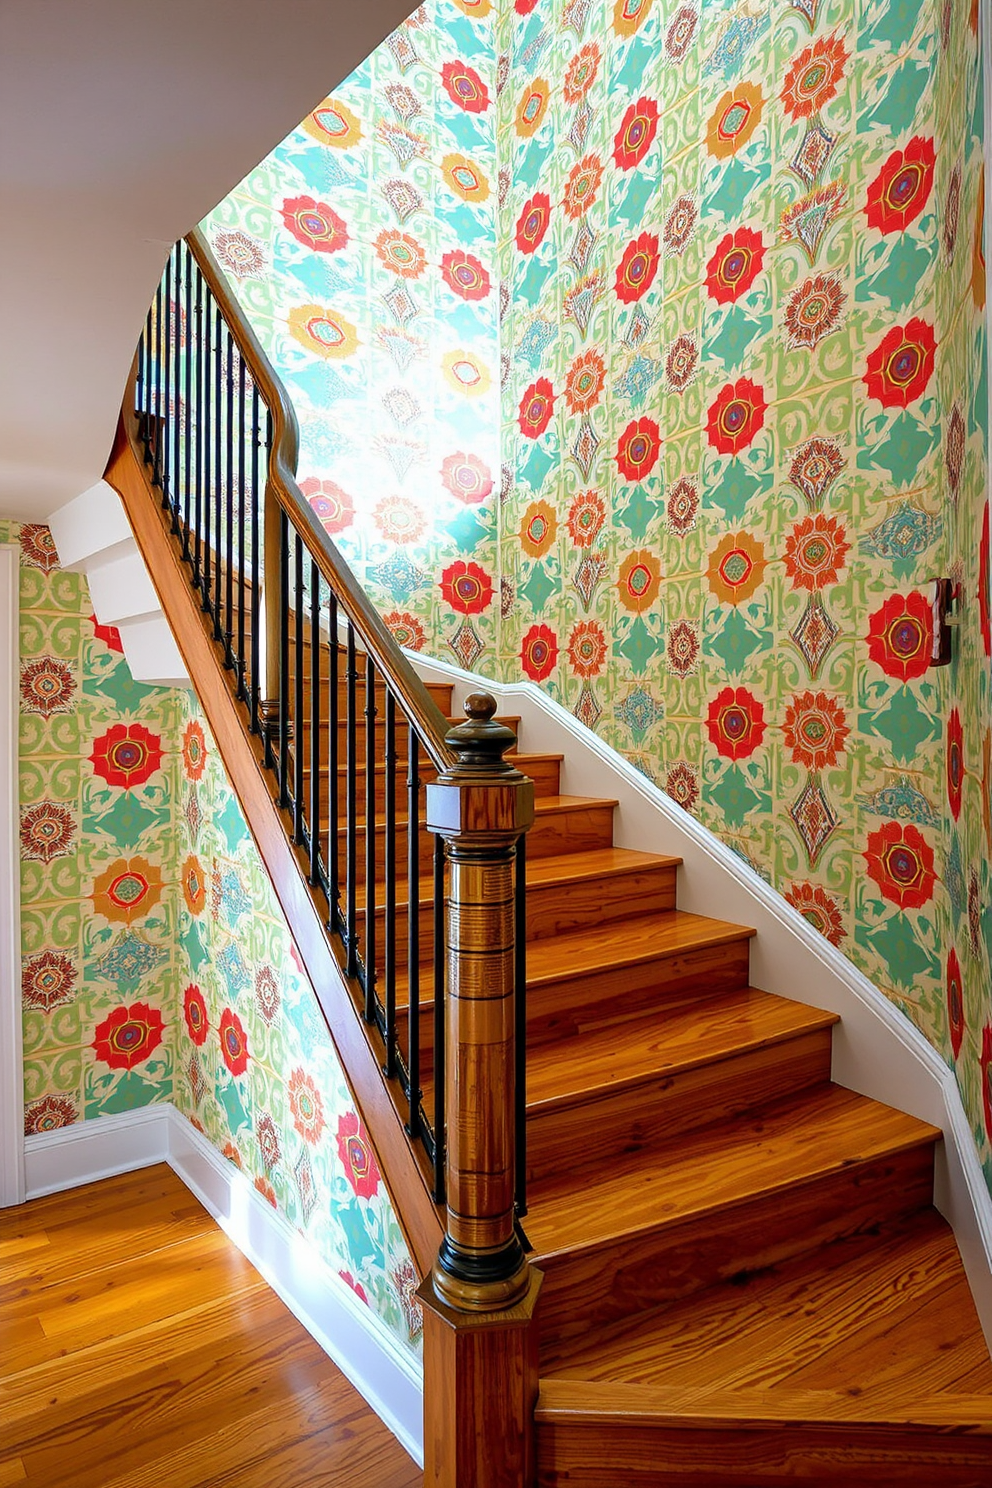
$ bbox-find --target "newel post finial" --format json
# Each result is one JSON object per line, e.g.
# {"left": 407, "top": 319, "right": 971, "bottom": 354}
{"left": 424, "top": 691, "right": 535, "bottom": 1313}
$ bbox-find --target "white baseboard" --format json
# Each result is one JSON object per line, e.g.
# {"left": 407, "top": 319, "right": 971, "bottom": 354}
{"left": 22, "top": 1104, "right": 425, "bottom": 1464}
{"left": 413, "top": 648, "right": 992, "bottom": 1352}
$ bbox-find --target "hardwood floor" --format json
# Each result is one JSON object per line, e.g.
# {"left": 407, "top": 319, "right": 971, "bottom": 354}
{"left": 0, "top": 1166, "right": 422, "bottom": 1488}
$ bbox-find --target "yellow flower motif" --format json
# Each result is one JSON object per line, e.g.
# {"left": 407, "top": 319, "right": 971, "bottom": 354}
{"left": 451, "top": 0, "right": 492, "bottom": 13}
{"left": 515, "top": 78, "right": 550, "bottom": 138}
{"left": 442, "top": 349, "right": 492, "bottom": 398}
{"left": 92, "top": 856, "right": 165, "bottom": 925}
{"left": 617, "top": 549, "right": 662, "bottom": 613}
{"left": 613, "top": 0, "right": 655, "bottom": 37}
{"left": 706, "top": 83, "right": 765, "bottom": 160}
{"left": 441, "top": 152, "right": 491, "bottom": 203}
{"left": 287, "top": 304, "right": 359, "bottom": 360}
{"left": 520, "top": 499, "right": 557, "bottom": 558}
{"left": 706, "top": 531, "right": 768, "bottom": 605}
{"left": 302, "top": 96, "right": 363, "bottom": 150}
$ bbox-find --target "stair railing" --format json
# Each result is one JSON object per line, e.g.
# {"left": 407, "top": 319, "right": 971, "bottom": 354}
{"left": 127, "top": 232, "right": 538, "bottom": 1351}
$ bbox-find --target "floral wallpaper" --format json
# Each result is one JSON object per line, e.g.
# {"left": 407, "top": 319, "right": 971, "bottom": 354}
{"left": 5, "top": 520, "right": 422, "bottom": 1362}
{"left": 201, "top": 0, "right": 992, "bottom": 1185}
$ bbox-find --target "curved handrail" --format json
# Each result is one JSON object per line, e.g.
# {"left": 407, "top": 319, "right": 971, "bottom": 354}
{"left": 185, "top": 228, "right": 456, "bottom": 775}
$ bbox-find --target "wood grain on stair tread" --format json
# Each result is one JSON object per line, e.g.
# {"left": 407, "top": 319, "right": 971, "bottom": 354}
{"left": 544, "top": 1209, "right": 992, "bottom": 1398}
{"left": 527, "top": 1084, "right": 939, "bottom": 1261}
{"left": 525, "top": 909, "right": 755, "bottom": 987}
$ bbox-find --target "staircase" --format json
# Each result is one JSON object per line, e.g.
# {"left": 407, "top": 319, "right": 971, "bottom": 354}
{"left": 106, "top": 230, "right": 992, "bottom": 1486}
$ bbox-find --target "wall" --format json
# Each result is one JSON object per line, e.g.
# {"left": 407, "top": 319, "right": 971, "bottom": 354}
{"left": 6, "top": 519, "right": 422, "bottom": 1362}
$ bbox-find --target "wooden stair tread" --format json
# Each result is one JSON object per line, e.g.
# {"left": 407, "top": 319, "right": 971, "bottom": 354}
{"left": 525, "top": 909, "right": 755, "bottom": 988}
{"left": 542, "top": 1209, "right": 992, "bottom": 1401}
{"left": 525, "top": 1084, "right": 940, "bottom": 1263}
{"left": 525, "top": 986, "right": 837, "bottom": 1112}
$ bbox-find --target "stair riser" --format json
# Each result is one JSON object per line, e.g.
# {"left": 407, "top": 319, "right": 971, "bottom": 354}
{"left": 535, "top": 1143, "right": 936, "bottom": 1352}
{"left": 527, "top": 939, "right": 752, "bottom": 1047}
{"left": 535, "top": 1419, "right": 992, "bottom": 1488}
{"left": 527, "top": 1032, "right": 834, "bottom": 1186}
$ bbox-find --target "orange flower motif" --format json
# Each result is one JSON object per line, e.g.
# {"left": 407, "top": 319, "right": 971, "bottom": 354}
{"left": 520, "top": 500, "right": 557, "bottom": 558}
{"left": 781, "top": 33, "right": 849, "bottom": 121}
{"left": 785, "top": 883, "right": 844, "bottom": 947}
{"left": 515, "top": 77, "right": 550, "bottom": 137}
{"left": 564, "top": 350, "right": 606, "bottom": 415}
{"left": 706, "top": 82, "right": 764, "bottom": 158}
{"left": 181, "top": 854, "right": 206, "bottom": 916}
{"left": 181, "top": 719, "right": 206, "bottom": 781}
{"left": 567, "top": 621, "right": 607, "bottom": 679}
{"left": 289, "top": 1068, "right": 326, "bottom": 1145}
{"left": 563, "top": 155, "right": 604, "bottom": 219}
{"left": 373, "top": 229, "right": 426, "bottom": 279}
{"left": 567, "top": 490, "right": 606, "bottom": 548}
{"left": 706, "top": 531, "right": 767, "bottom": 605}
{"left": 617, "top": 550, "right": 662, "bottom": 613}
{"left": 92, "top": 857, "right": 165, "bottom": 925}
{"left": 783, "top": 514, "right": 850, "bottom": 591}
{"left": 564, "top": 44, "right": 600, "bottom": 105}
{"left": 782, "top": 692, "right": 849, "bottom": 770}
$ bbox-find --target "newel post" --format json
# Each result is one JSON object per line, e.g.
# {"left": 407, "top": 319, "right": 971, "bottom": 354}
{"left": 419, "top": 693, "right": 541, "bottom": 1488}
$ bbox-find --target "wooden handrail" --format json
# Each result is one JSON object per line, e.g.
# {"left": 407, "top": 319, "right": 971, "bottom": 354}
{"left": 186, "top": 229, "right": 456, "bottom": 775}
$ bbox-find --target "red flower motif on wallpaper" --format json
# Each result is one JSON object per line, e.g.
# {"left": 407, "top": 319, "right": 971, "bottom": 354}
{"left": 383, "top": 611, "right": 426, "bottom": 652}
{"left": 300, "top": 478, "right": 355, "bottom": 536}
{"left": 92, "top": 1002, "right": 165, "bottom": 1071}
{"left": 865, "top": 137, "right": 936, "bottom": 234}
{"left": 614, "top": 417, "right": 662, "bottom": 482}
{"left": 515, "top": 193, "right": 551, "bottom": 254}
{"left": 615, "top": 232, "right": 660, "bottom": 303}
{"left": 91, "top": 615, "right": 124, "bottom": 654}
{"left": 782, "top": 692, "right": 849, "bottom": 770}
{"left": 706, "top": 379, "right": 767, "bottom": 455}
{"left": 705, "top": 228, "right": 765, "bottom": 304}
{"left": 863, "top": 318, "right": 936, "bottom": 407}
{"left": 441, "top": 452, "right": 493, "bottom": 505}
{"left": 280, "top": 196, "right": 349, "bottom": 255}
{"left": 863, "top": 822, "right": 936, "bottom": 910}
{"left": 22, "top": 950, "right": 76, "bottom": 1013}
{"left": 219, "top": 1007, "right": 249, "bottom": 1076}
{"left": 441, "top": 249, "right": 491, "bottom": 300}
{"left": 19, "top": 800, "right": 75, "bottom": 863}
{"left": 706, "top": 687, "right": 766, "bottom": 761}
{"left": 613, "top": 97, "right": 659, "bottom": 169}
{"left": 947, "top": 948, "right": 964, "bottom": 1059}
{"left": 567, "top": 621, "right": 607, "bottom": 679}
{"left": 517, "top": 377, "right": 555, "bottom": 438}
{"left": 783, "top": 514, "right": 850, "bottom": 591}
{"left": 24, "top": 1095, "right": 77, "bottom": 1135}
{"left": 564, "top": 43, "right": 600, "bottom": 104}
{"left": 866, "top": 591, "right": 933, "bottom": 681}
{"left": 440, "top": 60, "right": 490, "bottom": 113}
{"left": 337, "top": 1111, "right": 381, "bottom": 1198}
{"left": 440, "top": 561, "right": 494, "bottom": 615}
{"left": 567, "top": 490, "right": 606, "bottom": 548}
{"left": 520, "top": 624, "right": 559, "bottom": 682}
{"left": 254, "top": 1176, "right": 278, "bottom": 1208}
{"left": 563, "top": 155, "right": 605, "bottom": 219}
{"left": 780, "top": 32, "right": 849, "bottom": 121}
{"left": 20, "top": 656, "right": 74, "bottom": 718}
{"left": 339, "top": 1271, "right": 369, "bottom": 1304}
{"left": 181, "top": 720, "right": 207, "bottom": 782}
{"left": 90, "top": 724, "right": 163, "bottom": 790}
{"left": 564, "top": 350, "right": 606, "bottom": 415}
{"left": 785, "top": 883, "right": 845, "bottom": 947}
{"left": 182, "top": 983, "right": 209, "bottom": 1046}
{"left": 947, "top": 708, "right": 964, "bottom": 821}
{"left": 289, "top": 1067, "right": 326, "bottom": 1146}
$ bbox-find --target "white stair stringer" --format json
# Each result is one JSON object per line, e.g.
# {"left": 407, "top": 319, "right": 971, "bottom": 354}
{"left": 48, "top": 481, "right": 190, "bottom": 688}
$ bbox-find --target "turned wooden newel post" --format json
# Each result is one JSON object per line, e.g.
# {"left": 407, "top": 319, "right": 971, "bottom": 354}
{"left": 420, "top": 692, "right": 542, "bottom": 1488}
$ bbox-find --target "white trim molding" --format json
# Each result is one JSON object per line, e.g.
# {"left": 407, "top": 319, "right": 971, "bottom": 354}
{"left": 0, "top": 544, "right": 24, "bottom": 1208}
{"left": 413, "top": 650, "right": 992, "bottom": 1350}
{"left": 23, "top": 1103, "right": 424, "bottom": 1465}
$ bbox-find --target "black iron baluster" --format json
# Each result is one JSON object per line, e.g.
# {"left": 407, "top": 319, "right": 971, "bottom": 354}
{"left": 406, "top": 729, "right": 421, "bottom": 1140}
{"left": 278, "top": 509, "right": 290, "bottom": 807}
{"left": 170, "top": 247, "right": 183, "bottom": 531}
{"left": 182, "top": 246, "right": 194, "bottom": 560}
{"left": 160, "top": 254, "right": 172, "bottom": 505}
{"left": 212, "top": 307, "right": 224, "bottom": 639}
{"left": 364, "top": 654, "right": 378, "bottom": 1021}
{"left": 345, "top": 623, "right": 358, "bottom": 979}
{"left": 139, "top": 309, "right": 151, "bottom": 458}
{"left": 309, "top": 562, "right": 321, "bottom": 886}
{"left": 192, "top": 266, "right": 204, "bottom": 592}
{"left": 200, "top": 288, "right": 212, "bottom": 609}
{"left": 236, "top": 356, "right": 247, "bottom": 696}
{"left": 294, "top": 533, "right": 305, "bottom": 844}
{"left": 327, "top": 593, "right": 340, "bottom": 932}
{"left": 224, "top": 326, "right": 235, "bottom": 667}
{"left": 515, "top": 834, "right": 528, "bottom": 1220}
{"left": 249, "top": 390, "right": 262, "bottom": 737}
{"left": 432, "top": 833, "right": 446, "bottom": 1206}
{"left": 383, "top": 691, "right": 397, "bottom": 1080}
